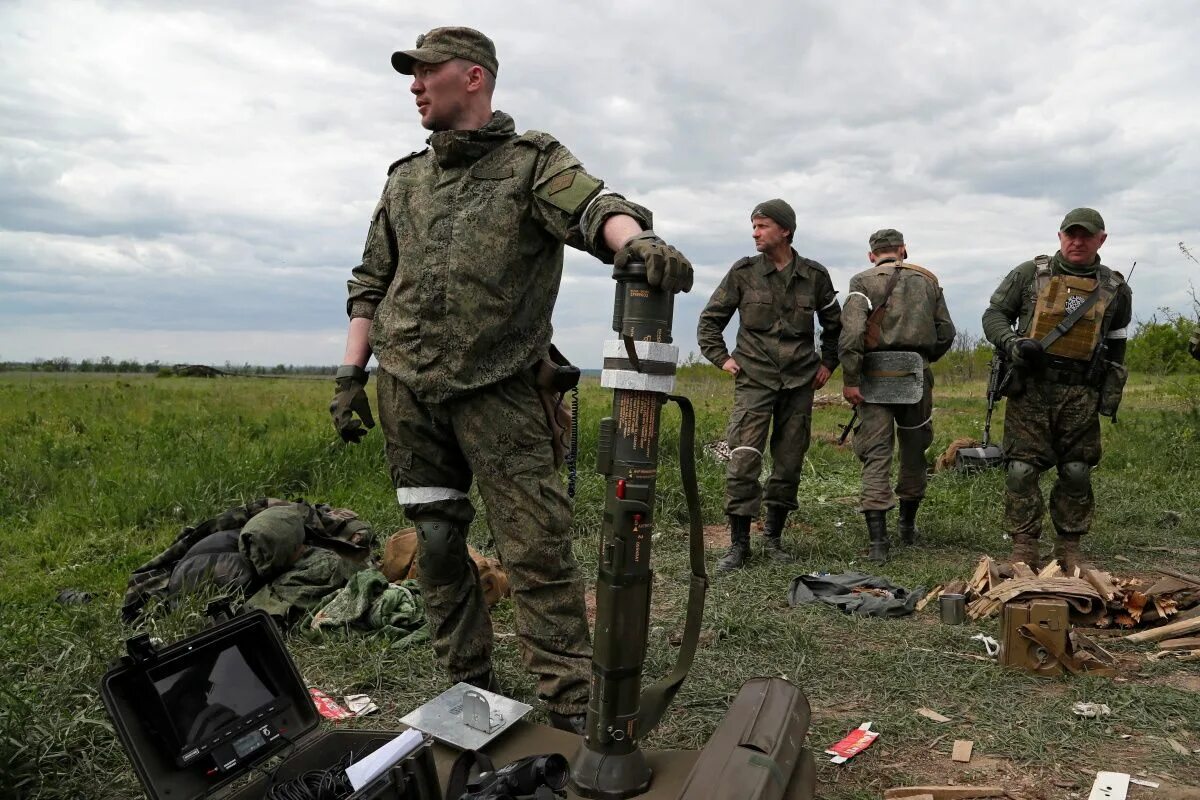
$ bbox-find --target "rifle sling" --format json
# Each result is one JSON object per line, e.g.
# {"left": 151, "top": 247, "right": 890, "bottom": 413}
{"left": 1036, "top": 281, "right": 1110, "bottom": 351}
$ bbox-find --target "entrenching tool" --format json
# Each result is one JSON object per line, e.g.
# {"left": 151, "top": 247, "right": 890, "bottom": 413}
{"left": 955, "top": 348, "right": 1006, "bottom": 470}
{"left": 837, "top": 407, "right": 859, "bottom": 446}
{"left": 569, "top": 259, "right": 709, "bottom": 799}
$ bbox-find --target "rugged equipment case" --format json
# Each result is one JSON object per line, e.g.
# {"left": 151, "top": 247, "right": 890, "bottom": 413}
{"left": 1000, "top": 598, "right": 1071, "bottom": 676}
{"left": 674, "top": 677, "right": 815, "bottom": 800}
{"left": 100, "top": 609, "right": 439, "bottom": 800}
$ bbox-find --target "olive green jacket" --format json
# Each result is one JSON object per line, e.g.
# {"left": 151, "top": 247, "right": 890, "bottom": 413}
{"left": 981, "top": 251, "right": 1132, "bottom": 359}
{"left": 347, "top": 111, "right": 651, "bottom": 402}
{"left": 697, "top": 251, "right": 842, "bottom": 390}
{"left": 838, "top": 258, "right": 956, "bottom": 387}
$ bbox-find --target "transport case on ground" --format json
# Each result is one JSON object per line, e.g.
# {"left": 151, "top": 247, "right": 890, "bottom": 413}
{"left": 100, "top": 608, "right": 440, "bottom": 800}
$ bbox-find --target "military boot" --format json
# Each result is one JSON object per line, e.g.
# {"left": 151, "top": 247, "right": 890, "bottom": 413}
{"left": 897, "top": 499, "right": 920, "bottom": 545}
{"left": 717, "top": 515, "right": 751, "bottom": 573}
{"left": 865, "top": 510, "right": 889, "bottom": 564}
{"left": 1053, "top": 533, "right": 1090, "bottom": 575}
{"left": 1009, "top": 533, "right": 1041, "bottom": 572}
{"left": 762, "top": 505, "right": 795, "bottom": 563}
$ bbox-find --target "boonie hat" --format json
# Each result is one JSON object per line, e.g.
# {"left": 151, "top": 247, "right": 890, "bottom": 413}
{"left": 869, "top": 228, "right": 905, "bottom": 251}
{"left": 1059, "top": 208, "right": 1105, "bottom": 234}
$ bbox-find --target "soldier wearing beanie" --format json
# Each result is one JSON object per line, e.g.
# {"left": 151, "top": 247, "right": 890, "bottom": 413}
{"left": 697, "top": 199, "right": 843, "bottom": 572}
{"left": 838, "top": 229, "right": 956, "bottom": 563}
{"left": 331, "top": 26, "right": 696, "bottom": 735}
{"left": 981, "top": 209, "right": 1132, "bottom": 573}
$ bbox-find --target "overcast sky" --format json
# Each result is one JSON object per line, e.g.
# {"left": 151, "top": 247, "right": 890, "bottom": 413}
{"left": 3, "top": 1, "right": 1199, "bottom": 367}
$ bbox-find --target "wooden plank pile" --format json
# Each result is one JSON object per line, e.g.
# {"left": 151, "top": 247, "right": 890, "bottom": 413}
{"left": 920, "top": 558, "right": 1200, "bottom": 634}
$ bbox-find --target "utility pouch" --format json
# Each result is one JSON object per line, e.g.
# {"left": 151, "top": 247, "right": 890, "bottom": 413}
{"left": 534, "top": 345, "right": 580, "bottom": 468}
{"left": 1097, "top": 361, "right": 1128, "bottom": 419}
{"left": 674, "top": 677, "right": 815, "bottom": 800}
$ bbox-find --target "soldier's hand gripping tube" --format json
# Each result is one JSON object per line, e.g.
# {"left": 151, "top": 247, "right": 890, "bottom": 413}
{"left": 570, "top": 261, "right": 708, "bottom": 800}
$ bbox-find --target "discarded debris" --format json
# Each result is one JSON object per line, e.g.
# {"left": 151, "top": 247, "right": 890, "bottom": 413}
{"left": 938, "top": 556, "right": 1200, "bottom": 634}
{"left": 1167, "top": 738, "right": 1191, "bottom": 755}
{"left": 825, "top": 722, "right": 879, "bottom": 764}
{"left": 1088, "top": 771, "right": 1129, "bottom": 800}
{"left": 916, "top": 707, "right": 951, "bottom": 723}
{"left": 950, "top": 739, "right": 973, "bottom": 763}
{"left": 970, "top": 633, "right": 1000, "bottom": 657}
{"left": 309, "top": 687, "right": 353, "bottom": 720}
{"left": 1071, "top": 702, "right": 1111, "bottom": 718}
{"left": 344, "top": 694, "right": 379, "bottom": 717}
{"left": 883, "top": 788, "right": 1005, "bottom": 800}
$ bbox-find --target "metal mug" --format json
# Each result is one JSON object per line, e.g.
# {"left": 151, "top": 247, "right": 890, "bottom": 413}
{"left": 940, "top": 593, "right": 966, "bottom": 625}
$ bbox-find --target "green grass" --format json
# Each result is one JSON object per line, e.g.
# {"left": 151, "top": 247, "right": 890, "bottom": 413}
{"left": 1, "top": 369, "right": 1198, "bottom": 798}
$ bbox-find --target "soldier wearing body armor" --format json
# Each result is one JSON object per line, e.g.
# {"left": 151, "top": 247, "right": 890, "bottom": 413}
{"left": 697, "top": 200, "right": 842, "bottom": 572}
{"left": 982, "top": 208, "right": 1132, "bottom": 573}
{"left": 839, "top": 230, "right": 956, "bottom": 563}
{"left": 330, "top": 27, "right": 694, "bottom": 734}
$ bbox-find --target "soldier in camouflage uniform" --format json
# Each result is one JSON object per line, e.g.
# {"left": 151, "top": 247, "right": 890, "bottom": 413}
{"left": 329, "top": 27, "right": 693, "bottom": 733}
{"left": 839, "top": 229, "right": 955, "bottom": 563}
{"left": 982, "top": 208, "right": 1132, "bottom": 573}
{"left": 697, "top": 199, "right": 842, "bottom": 572}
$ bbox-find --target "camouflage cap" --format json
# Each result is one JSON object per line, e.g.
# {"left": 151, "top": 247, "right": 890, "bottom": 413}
{"left": 869, "top": 228, "right": 905, "bottom": 251}
{"left": 391, "top": 26, "right": 498, "bottom": 77}
{"left": 1059, "top": 207, "right": 1105, "bottom": 234}
{"left": 750, "top": 198, "right": 796, "bottom": 235}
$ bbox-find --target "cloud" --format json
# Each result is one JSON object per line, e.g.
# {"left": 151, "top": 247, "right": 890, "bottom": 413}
{"left": 2, "top": 0, "right": 1199, "bottom": 366}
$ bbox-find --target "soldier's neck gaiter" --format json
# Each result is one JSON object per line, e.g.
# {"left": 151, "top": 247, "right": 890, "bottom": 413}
{"left": 429, "top": 110, "right": 517, "bottom": 168}
{"left": 1053, "top": 250, "right": 1099, "bottom": 278}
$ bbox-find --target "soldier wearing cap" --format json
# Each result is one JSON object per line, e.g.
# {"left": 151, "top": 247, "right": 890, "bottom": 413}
{"left": 838, "top": 229, "right": 955, "bottom": 563}
{"left": 329, "top": 26, "right": 694, "bottom": 734}
{"left": 982, "top": 208, "right": 1132, "bottom": 573}
{"left": 697, "top": 199, "right": 842, "bottom": 572}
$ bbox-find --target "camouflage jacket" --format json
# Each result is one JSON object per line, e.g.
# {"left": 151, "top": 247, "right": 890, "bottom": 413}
{"left": 347, "top": 111, "right": 651, "bottom": 403}
{"left": 981, "top": 251, "right": 1131, "bottom": 358}
{"left": 838, "top": 258, "right": 956, "bottom": 387}
{"left": 696, "top": 251, "right": 842, "bottom": 390}
{"left": 122, "top": 498, "right": 374, "bottom": 623}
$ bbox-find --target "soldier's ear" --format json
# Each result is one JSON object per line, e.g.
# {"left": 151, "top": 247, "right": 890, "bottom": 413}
{"left": 901, "top": 247, "right": 908, "bottom": 260}
{"left": 868, "top": 251, "right": 877, "bottom": 264}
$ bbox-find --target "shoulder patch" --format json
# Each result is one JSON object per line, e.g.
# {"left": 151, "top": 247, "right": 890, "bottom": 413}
{"left": 517, "top": 130, "right": 559, "bottom": 151}
{"left": 387, "top": 148, "right": 427, "bottom": 175}
{"left": 534, "top": 168, "right": 602, "bottom": 214}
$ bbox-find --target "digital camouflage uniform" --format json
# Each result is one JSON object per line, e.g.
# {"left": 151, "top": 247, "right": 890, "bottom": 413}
{"left": 697, "top": 252, "right": 842, "bottom": 517}
{"left": 839, "top": 257, "right": 955, "bottom": 511}
{"left": 346, "top": 110, "right": 651, "bottom": 714}
{"left": 982, "top": 251, "right": 1132, "bottom": 544}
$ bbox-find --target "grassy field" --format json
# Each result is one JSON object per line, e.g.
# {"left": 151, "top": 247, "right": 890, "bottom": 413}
{"left": 1, "top": 367, "right": 1198, "bottom": 799}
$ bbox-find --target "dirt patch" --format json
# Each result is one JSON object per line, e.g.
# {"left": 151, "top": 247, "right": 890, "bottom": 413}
{"left": 703, "top": 523, "right": 728, "bottom": 549}
{"left": 1152, "top": 672, "right": 1200, "bottom": 693}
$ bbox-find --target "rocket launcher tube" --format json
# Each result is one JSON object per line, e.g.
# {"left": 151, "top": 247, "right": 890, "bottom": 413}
{"left": 570, "top": 262, "right": 709, "bottom": 799}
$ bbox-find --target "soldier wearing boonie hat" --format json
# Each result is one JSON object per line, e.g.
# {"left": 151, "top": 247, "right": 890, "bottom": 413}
{"left": 982, "top": 208, "right": 1133, "bottom": 573}
{"left": 838, "top": 229, "right": 956, "bottom": 563}
{"left": 697, "top": 199, "right": 843, "bottom": 573}
{"left": 331, "top": 25, "right": 696, "bottom": 736}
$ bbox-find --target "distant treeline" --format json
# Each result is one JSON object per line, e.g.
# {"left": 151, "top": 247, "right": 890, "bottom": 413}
{"left": 5, "top": 312, "right": 1197, "bottom": 379}
{"left": 0, "top": 357, "right": 338, "bottom": 376}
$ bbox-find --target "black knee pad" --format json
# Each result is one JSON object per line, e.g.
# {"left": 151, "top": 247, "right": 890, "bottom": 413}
{"left": 1005, "top": 460, "right": 1040, "bottom": 493}
{"left": 415, "top": 519, "right": 467, "bottom": 585}
{"left": 1058, "top": 461, "right": 1092, "bottom": 495}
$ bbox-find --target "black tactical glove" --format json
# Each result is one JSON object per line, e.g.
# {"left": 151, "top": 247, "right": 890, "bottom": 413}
{"left": 329, "top": 365, "right": 375, "bottom": 443}
{"left": 1007, "top": 337, "right": 1044, "bottom": 369}
{"left": 615, "top": 230, "right": 694, "bottom": 294}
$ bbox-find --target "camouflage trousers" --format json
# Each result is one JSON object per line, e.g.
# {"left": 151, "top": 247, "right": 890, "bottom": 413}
{"left": 852, "top": 373, "right": 934, "bottom": 511}
{"left": 724, "top": 378, "right": 814, "bottom": 517}
{"left": 376, "top": 367, "right": 591, "bottom": 714}
{"left": 1002, "top": 380, "right": 1102, "bottom": 538}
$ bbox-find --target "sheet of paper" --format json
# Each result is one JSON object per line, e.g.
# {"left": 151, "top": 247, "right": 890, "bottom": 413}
{"left": 346, "top": 729, "right": 423, "bottom": 791}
